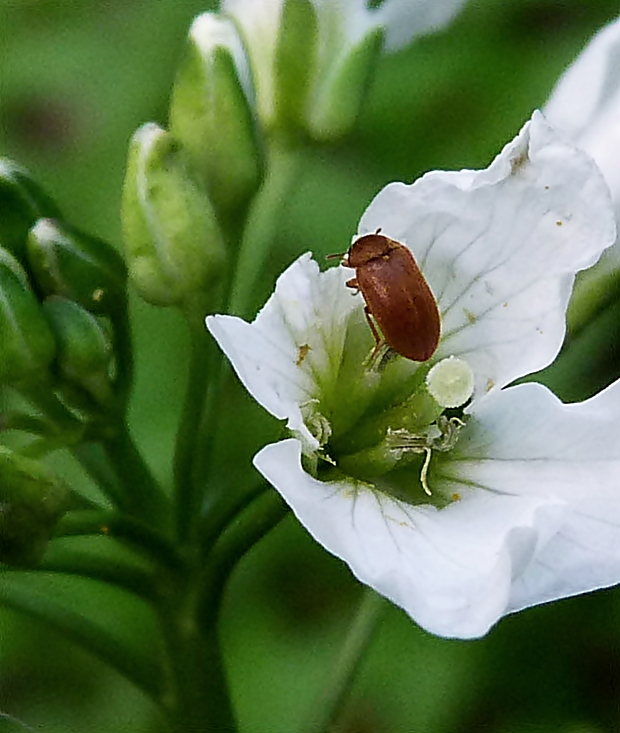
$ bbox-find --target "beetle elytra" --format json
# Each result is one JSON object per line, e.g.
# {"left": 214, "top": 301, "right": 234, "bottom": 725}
{"left": 342, "top": 232, "right": 440, "bottom": 362}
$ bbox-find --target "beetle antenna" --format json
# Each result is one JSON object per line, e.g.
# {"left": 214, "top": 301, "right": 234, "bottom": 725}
{"left": 325, "top": 251, "right": 347, "bottom": 261}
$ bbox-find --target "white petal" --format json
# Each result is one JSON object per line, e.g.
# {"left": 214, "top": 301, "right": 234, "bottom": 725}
{"left": 444, "top": 380, "right": 620, "bottom": 616}
{"left": 206, "top": 253, "right": 358, "bottom": 451}
{"left": 255, "top": 438, "right": 557, "bottom": 639}
{"left": 369, "top": 0, "right": 469, "bottom": 51}
{"left": 222, "top": 0, "right": 284, "bottom": 125}
{"left": 544, "top": 18, "right": 620, "bottom": 211}
{"left": 255, "top": 380, "right": 620, "bottom": 638}
{"left": 359, "top": 111, "right": 616, "bottom": 396}
{"left": 222, "top": 0, "right": 468, "bottom": 125}
{"left": 190, "top": 13, "right": 255, "bottom": 105}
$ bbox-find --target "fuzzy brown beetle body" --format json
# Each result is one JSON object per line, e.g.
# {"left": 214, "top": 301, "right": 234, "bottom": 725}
{"left": 343, "top": 233, "right": 440, "bottom": 362}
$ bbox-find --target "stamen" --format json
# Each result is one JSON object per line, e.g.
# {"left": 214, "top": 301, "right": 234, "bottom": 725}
{"left": 420, "top": 447, "right": 433, "bottom": 496}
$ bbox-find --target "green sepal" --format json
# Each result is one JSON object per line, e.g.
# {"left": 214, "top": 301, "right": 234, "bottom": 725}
{"left": 307, "top": 27, "right": 384, "bottom": 141}
{"left": 122, "top": 123, "right": 226, "bottom": 307}
{"left": 274, "top": 0, "right": 319, "bottom": 131}
{"left": 169, "top": 13, "right": 262, "bottom": 221}
{"left": 0, "top": 446, "right": 69, "bottom": 567}
{"left": 0, "top": 252, "right": 56, "bottom": 386}
{"left": 0, "top": 159, "right": 61, "bottom": 262}
{"left": 43, "top": 296, "right": 115, "bottom": 407}
{"left": 26, "top": 218, "right": 127, "bottom": 318}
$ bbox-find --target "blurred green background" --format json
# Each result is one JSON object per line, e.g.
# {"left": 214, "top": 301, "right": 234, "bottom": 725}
{"left": 2, "top": 0, "right": 620, "bottom": 731}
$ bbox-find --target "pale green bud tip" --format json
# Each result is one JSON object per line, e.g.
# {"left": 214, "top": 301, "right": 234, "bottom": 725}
{"left": 170, "top": 13, "right": 261, "bottom": 218}
{"left": 426, "top": 357, "right": 474, "bottom": 409}
{"left": 0, "top": 159, "right": 22, "bottom": 178}
{"left": 123, "top": 122, "right": 226, "bottom": 307}
{"left": 134, "top": 121, "right": 162, "bottom": 156}
{"left": 30, "top": 217, "right": 58, "bottom": 245}
{"left": 190, "top": 13, "right": 253, "bottom": 98}
{"left": 0, "top": 446, "right": 68, "bottom": 566}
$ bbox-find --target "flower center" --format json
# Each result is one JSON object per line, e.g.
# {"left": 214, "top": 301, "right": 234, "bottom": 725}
{"left": 304, "top": 308, "right": 473, "bottom": 507}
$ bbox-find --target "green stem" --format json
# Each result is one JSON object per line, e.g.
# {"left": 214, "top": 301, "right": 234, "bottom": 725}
{"left": 103, "top": 423, "right": 171, "bottom": 531}
{"left": 20, "top": 382, "right": 84, "bottom": 440}
{"left": 173, "top": 303, "right": 215, "bottom": 545}
{"left": 227, "top": 138, "right": 306, "bottom": 318}
{"left": 198, "top": 490, "right": 288, "bottom": 628}
{"left": 156, "top": 493, "right": 288, "bottom": 732}
{"left": 159, "top": 596, "right": 237, "bottom": 733}
{"left": 27, "top": 541, "right": 159, "bottom": 604}
{"left": 301, "top": 590, "right": 386, "bottom": 733}
{"left": 199, "top": 479, "right": 268, "bottom": 557}
{"left": 112, "top": 305, "right": 134, "bottom": 406}
{"left": 194, "top": 138, "right": 305, "bottom": 506}
{"left": 72, "top": 441, "right": 125, "bottom": 507}
{"left": 54, "top": 509, "right": 182, "bottom": 573}
{"left": 0, "top": 412, "right": 51, "bottom": 435}
{"left": 0, "top": 573, "right": 164, "bottom": 704}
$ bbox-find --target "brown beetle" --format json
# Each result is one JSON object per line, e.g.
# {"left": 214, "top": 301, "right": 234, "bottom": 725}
{"left": 342, "top": 232, "right": 440, "bottom": 362}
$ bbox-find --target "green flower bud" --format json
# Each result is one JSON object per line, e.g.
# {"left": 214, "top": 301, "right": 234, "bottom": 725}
{"left": 26, "top": 218, "right": 127, "bottom": 317}
{"left": 0, "top": 252, "right": 55, "bottom": 386}
{"left": 0, "top": 446, "right": 68, "bottom": 566}
{"left": 169, "top": 13, "right": 262, "bottom": 219}
{"left": 122, "top": 123, "right": 226, "bottom": 307}
{"left": 273, "top": 0, "right": 318, "bottom": 131}
{"left": 43, "top": 296, "right": 114, "bottom": 407}
{"left": 306, "top": 27, "right": 384, "bottom": 141}
{"left": 0, "top": 159, "right": 61, "bottom": 262}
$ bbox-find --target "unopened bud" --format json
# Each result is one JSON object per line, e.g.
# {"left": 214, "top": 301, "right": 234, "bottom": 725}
{"left": 0, "top": 252, "right": 55, "bottom": 386}
{"left": 273, "top": 0, "right": 318, "bottom": 130}
{"left": 307, "top": 28, "right": 384, "bottom": 141}
{"left": 43, "top": 296, "right": 114, "bottom": 407}
{"left": 0, "top": 446, "right": 68, "bottom": 566}
{"left": 27, "top": 218, "right": 127, "bottom": 317}
{"left": 122, "top": 123, "right": 226, "bottom": 307}
{"left": 0, "top": 159, "right": 61, "bottom": 262}
{"left": 169, "top": 12, "right": 262, "bottom": 218}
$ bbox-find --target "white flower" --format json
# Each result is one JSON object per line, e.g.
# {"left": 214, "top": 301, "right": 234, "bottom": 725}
{"left": 221, "top": 0, "right": 468, "bottom": 135}
{"left": 543, "top": 17, "right": 620, "bottom": 310}
{"left": 544, "top": 17, "right": 620, "bottom": 216}
{"left": 207, "top": 111, "right": 618, "bottom": 639}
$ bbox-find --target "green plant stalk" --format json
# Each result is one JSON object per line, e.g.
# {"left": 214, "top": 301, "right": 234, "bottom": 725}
{"left": 17, "top": 541, "right": 159, "bottom": 603}
{"left": 112, "top": 305, "right": 134, "bottom": 406}
{"left": 158, "top": 574, "right": 237, "bottom": 733}
{"left": 20, "top": 381, "right": 84, "bottom": 440}
{"left": 55, "top": 509, "right": 182, "bottom": 572}
{"left": 300, "top": 589, "right": 387, "bottom": 733}
{"left": 199, "top": 479, "right": 268, "bottom": 557}
{"left": 227, "top": 138, "right": 306, "bottom": 318}
{"left": 173, "top": 299, "right": 216, "bottom": 545}
{"left": 0, "top": 411, "right": 52, "bottom": 435}
{"left": 72, "top": 441, "right": 126, "bottom": 507}
{"left": 193, "top": 138, "right": 305, "bottom": 530}
{"left": 197, "top": 489, "right": 288, "bottom": 629}
{"left": 103, "top": 422, "right": 171, "bottom": 531}
{"left": 0, "top": 573, "right": 164, "bottom": 704}
{"left": 156, "top": 491, "right": 289, "bottom": 732}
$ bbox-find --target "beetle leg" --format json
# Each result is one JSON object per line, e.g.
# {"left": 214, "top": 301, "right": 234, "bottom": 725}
{"left": 346, "top": 277, "right": 360, "bottom": 294}
{"left": 364, "top": 305, "right": 385, "bottom": 358}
